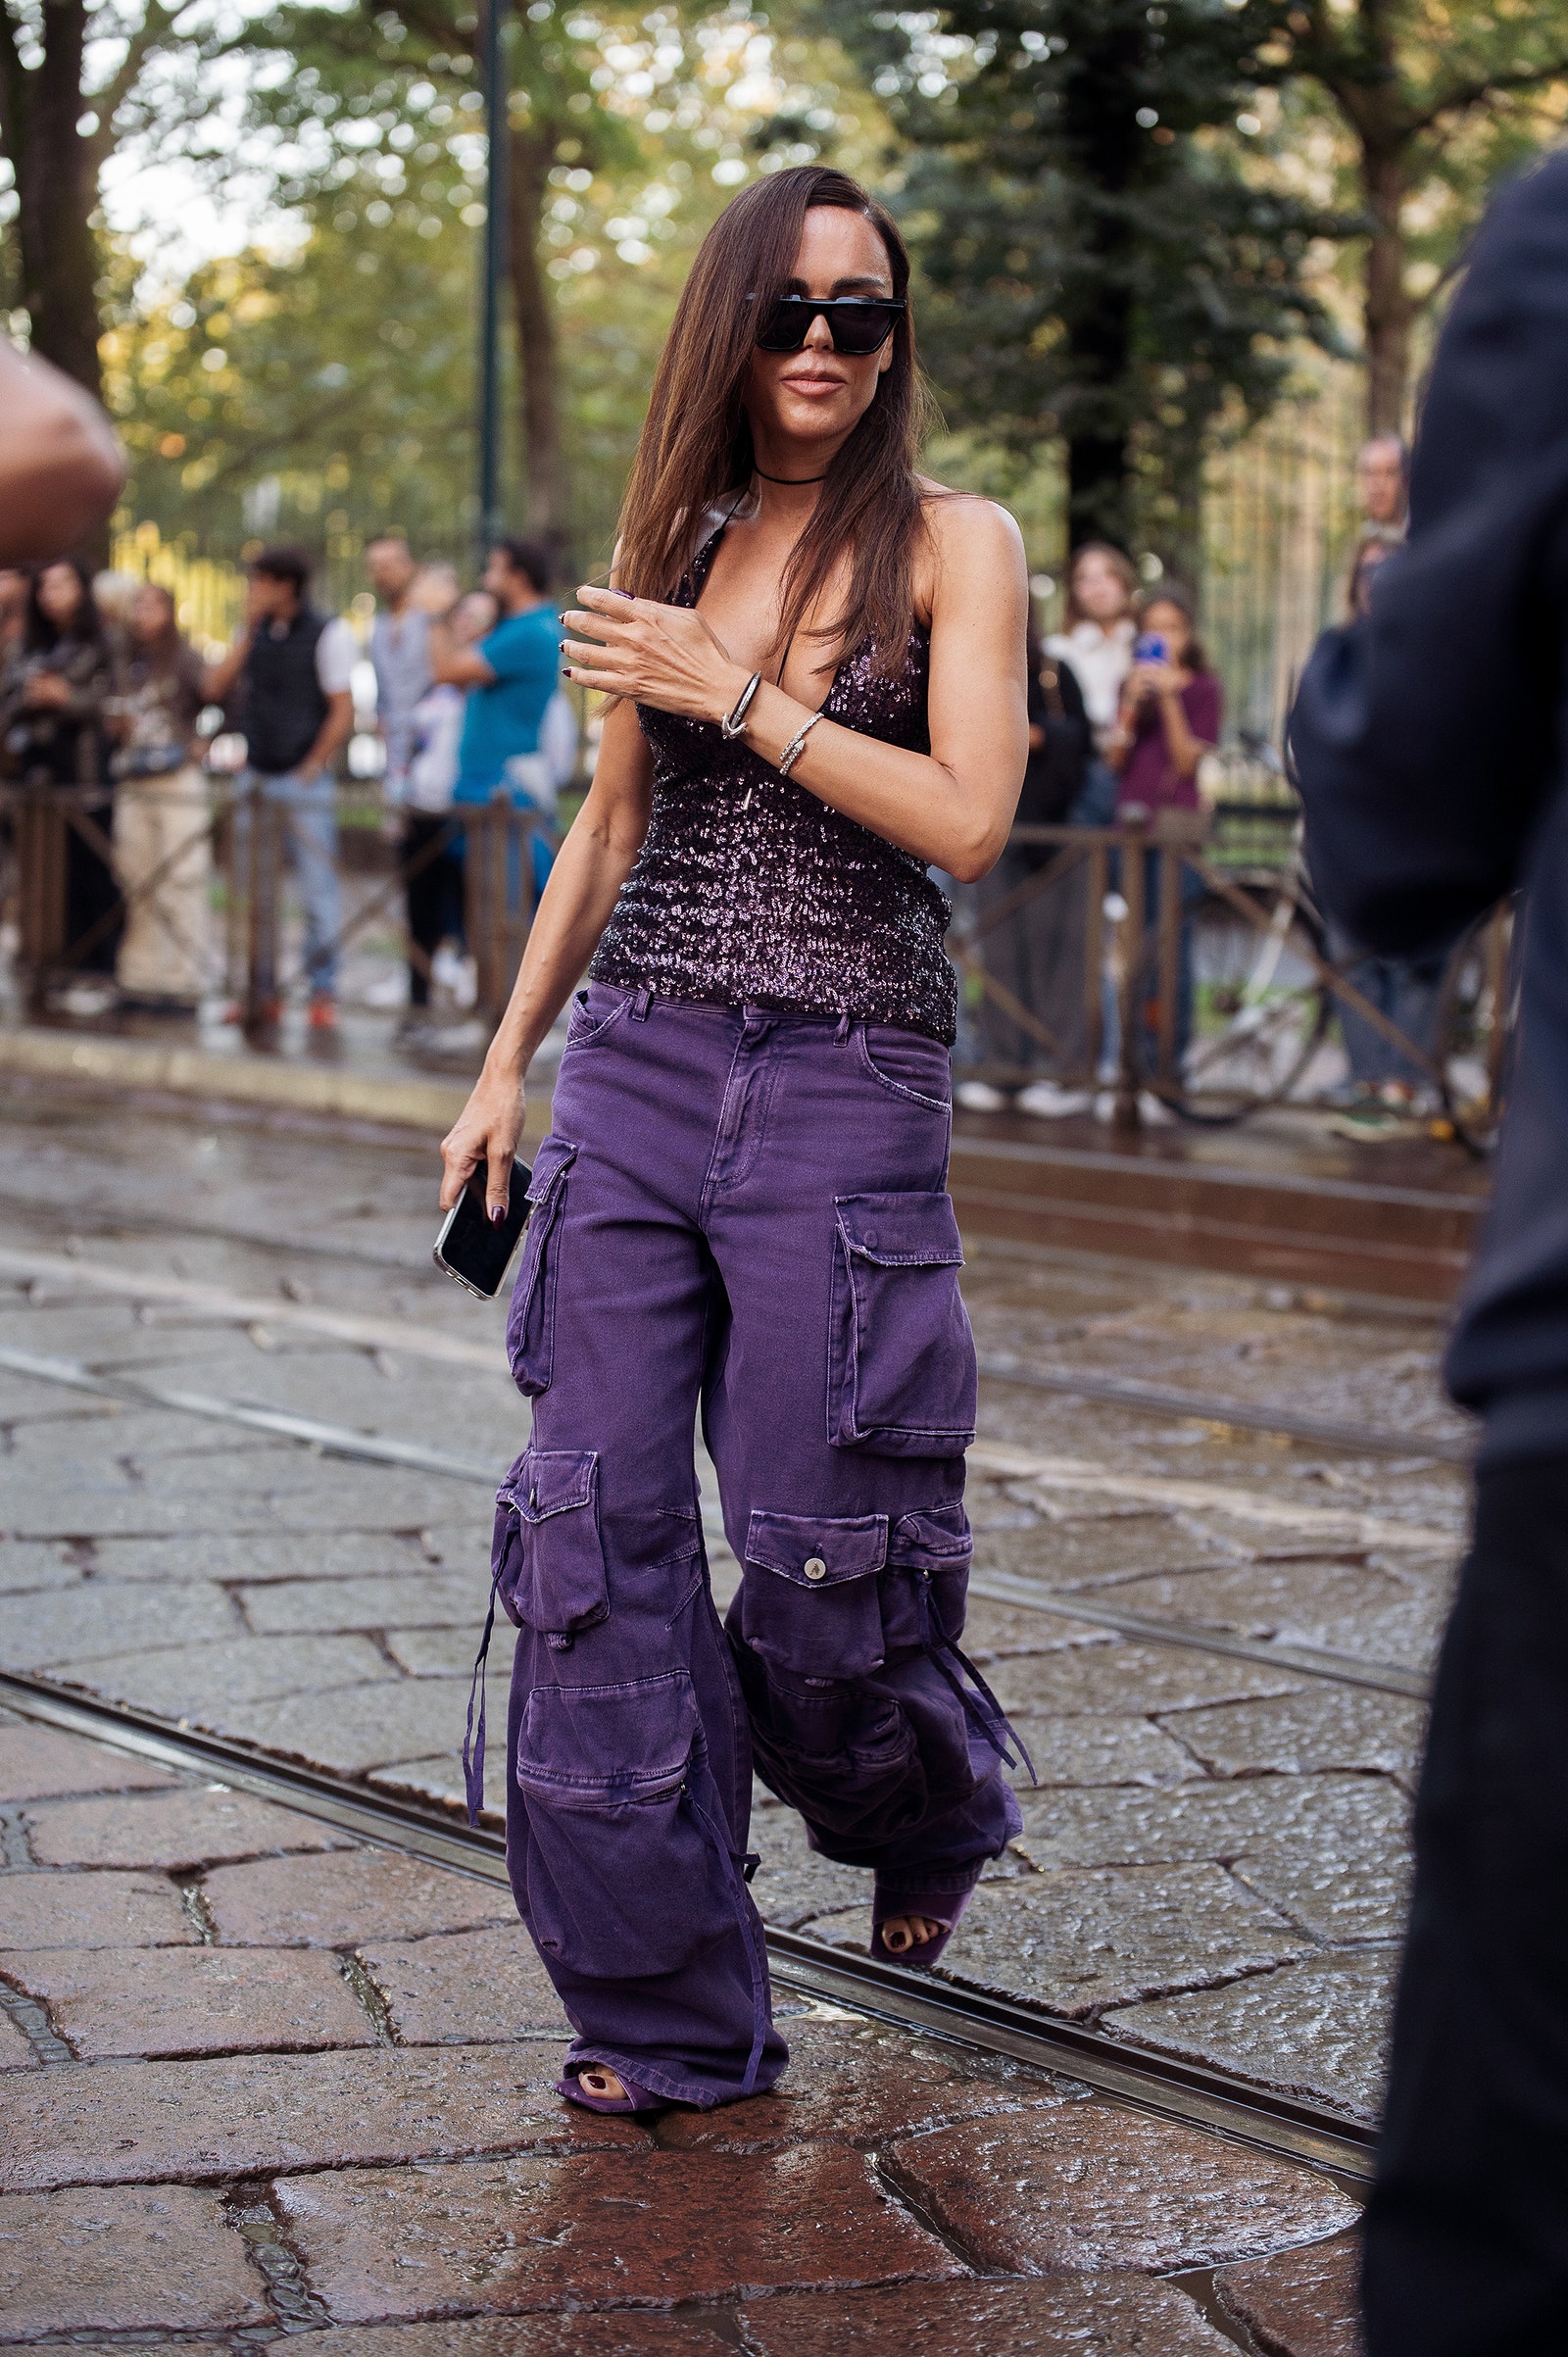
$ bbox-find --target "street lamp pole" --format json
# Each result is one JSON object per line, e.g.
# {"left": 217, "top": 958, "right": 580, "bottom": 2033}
{"left": 477, "top": 0, "right": 510, "bottom": 565}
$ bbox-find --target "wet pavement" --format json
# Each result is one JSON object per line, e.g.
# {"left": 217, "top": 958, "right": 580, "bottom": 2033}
{"left": 0, "top": 1709, "right": 1363, "bottom": 2348}
{"left": 0, "top": 1079, "right": 1469, "bottom": 2342}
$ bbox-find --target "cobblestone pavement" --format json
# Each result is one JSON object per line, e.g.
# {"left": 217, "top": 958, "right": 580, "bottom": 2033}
{"left": 0, "top": 1084, "right": 1466, "bottom": 2151}
{"left": 0, "top": 1710, "right": 1364, "bottom": 2350}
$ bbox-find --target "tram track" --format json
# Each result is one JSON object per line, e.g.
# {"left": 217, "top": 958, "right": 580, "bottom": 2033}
{"left": 0, "top": 1665, "right": 1375, "bottom": 2185}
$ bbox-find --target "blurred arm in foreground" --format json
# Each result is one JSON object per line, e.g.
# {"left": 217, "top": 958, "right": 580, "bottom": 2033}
{"left": 0, "top": 343, "right": 125, "bottom": 564}
{"left": 1292, "top": 152, "right": 1568, "bottom": 2357}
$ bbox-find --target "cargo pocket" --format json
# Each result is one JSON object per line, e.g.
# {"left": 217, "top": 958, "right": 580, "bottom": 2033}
{"left": 506, "top": 1137, "right": 577, "bottom": 1396}
{"left": 514, "top": 1670, "right": 735, "bottom": 1979}
{"left": 827, "top": 1192, "right": 977, "bottom": 1456}
{"left": 740, "top": 1509, "right": 890, "bottom": 1681}
{"left": 492, "top": 1447, "right": 609, "bottom": 1645}
{"left": 879, "top": 1500, "right": 973, "bottom": 1656}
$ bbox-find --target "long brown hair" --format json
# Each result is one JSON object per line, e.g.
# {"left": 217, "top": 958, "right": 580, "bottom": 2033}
{"left": 613, "top": 165, "right": 938, "bottom": 675}
{"left": 1062, "top": 541, "right": 1138, "bottom": 630}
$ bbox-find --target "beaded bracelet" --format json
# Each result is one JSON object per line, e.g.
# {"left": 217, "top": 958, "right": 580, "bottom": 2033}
{"left": 777, "top": 710, "right": 824, "bottom": 778}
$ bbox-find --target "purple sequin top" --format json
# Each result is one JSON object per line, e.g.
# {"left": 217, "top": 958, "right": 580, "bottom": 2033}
{"left": 589, "top": 516, "right": 956, "bottom": 1044}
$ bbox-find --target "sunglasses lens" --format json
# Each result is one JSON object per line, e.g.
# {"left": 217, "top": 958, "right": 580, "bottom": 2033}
{"left": 755, "top": 299, "right": 902, "bottom": 354}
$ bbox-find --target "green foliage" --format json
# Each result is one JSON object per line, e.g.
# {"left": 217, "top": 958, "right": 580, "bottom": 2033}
{"left": 824, "top": 0, "right": 1337, "bottom": 562}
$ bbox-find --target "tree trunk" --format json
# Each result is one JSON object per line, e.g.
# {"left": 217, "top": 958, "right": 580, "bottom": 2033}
{"left": 1361, "top": 144, "right": 1413, "bottom": 436}
{"left": 14, "top": 0, "right": 103, "bottom": 406}
{"left": 507, "top": 123, "right": 569, "bottom": 560}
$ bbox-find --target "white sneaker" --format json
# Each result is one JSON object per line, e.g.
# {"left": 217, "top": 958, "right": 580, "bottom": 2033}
{"left": 956, "top": 1080, "right": 1010, "bottom": 1112}
{"left": 57, "top": 980, "right": 117, "bottom": 1017}
{"left": 1015, "top": 1080, "right": 1093, "bottom": 1118}
{"left": 1093, "top": 1087, "right": 1177, "bottom": 1126}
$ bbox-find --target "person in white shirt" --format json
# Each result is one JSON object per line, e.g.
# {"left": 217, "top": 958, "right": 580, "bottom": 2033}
{"left": 400, "top": 589, "right": 497, "bottom": 1031}
{"left": 1046, "top": 541, "right": 1139, "bottom": 825}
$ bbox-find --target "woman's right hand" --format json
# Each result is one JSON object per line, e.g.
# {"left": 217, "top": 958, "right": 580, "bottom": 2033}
{"left": 440, "top": 1063, "right": 527, "bottom": 1222}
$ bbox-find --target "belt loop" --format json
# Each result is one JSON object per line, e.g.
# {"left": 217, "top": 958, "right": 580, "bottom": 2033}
{"left": 630, "top": 987, "right": 652, "bottom": 1022}
{"left": 834, "top": 1009, "right": 852, "bottom": 1044}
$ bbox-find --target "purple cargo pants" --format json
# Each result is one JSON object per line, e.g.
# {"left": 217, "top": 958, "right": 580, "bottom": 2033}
{"left": 481, "top": 980, "right": 1022, "bottom": 2108}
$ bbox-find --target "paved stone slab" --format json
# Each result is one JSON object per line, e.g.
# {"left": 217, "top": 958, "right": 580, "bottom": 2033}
{"left": 286, "top": 2321, "right": 726, "bottom": 2356}
{"left": 276, "top": 2146, "right": 963, "bottom": 2318}
{"left": 1015, "top": 1774, "right": 1411, "bottom": 1943}
{"left": 89, "top": 1530, "right": 429, "bottom": 1583}
{"left": 956, "top": 1596, "right": 1113, "bottom": 1662}
{"left": 969, "top": 1497, "right": 1224, "bottom": 1590}
{"left": 385, "top": 1626, "right": 508, "bottom": 1677}
{"left": 240, "top": 1573, "right": 481, "bottom": 1636}
{"left": 0, "top": 1579, "right": 239, "bottom": 1667}
{"left": 0, "top": 2009, "right": 37, "bottom": 2071}
{"left": 1215, "top": 2232, "right": 1363, "bottom": 2356}
{"left": 747, "top": 1804, "right": 875, "bottom": 1931}
{"left": 814, "top": 1860, "right": 1303, "bottom": 2018}
{"left": 53, "top": 1633, "right": 396, "bottom": 1717}
{"left": 1171, "top": 1687, "right": 1427, "bottom": 1786}
{"left": 1105, "top": 1952, "right": 1396, "bottom": 2123}
{"left": 24, "top": 1785, "right": 345, "bottom": 1870}
{"left": 1012, "top": 1712, "right": 1205, "bottom": 1792}
{"left": 0, "top": 1867, "right": 195, "bottom": 1950}
{"left": 1090, "top": 1556, "right": 1427, "bottom": 1660}
{"left": 366, "top": 1753, "right": 507, "bottom": 1828}
{"left": 206, "top": 1849, "right": 518, "bottom": 1947}
{"left": 4, "top": 1943, "right": 375, "bottom": 2058}
{"left": 738, "top": 2277, "right": 1235, "bottom": 2353}
{"left": 0, "top": 2046, "right": 648, "bottom": 2190}
{"left": 658, "top": 2020, "right": 1064, "bottom": 2153}
{"left": 986, "top": 1641, "right": 1304, "bottom": 1719}
{"left": 886, "top": 2105, "right": 1357, "bottom": 2274}
{"left": 0, "top": 1724, "right": 177, "bottom": 1802}
{"left": 358, "top": 1923, "right": 569, "bottom": 2041}
{"left": 218, "top": 1681, "right": 480, "bottom": 1775}
{"left": 0, "top": 1540, "right": 80, "bottom": 1595}
{"left": 0, "top": 2182, "right": 269, "bottom": 2334}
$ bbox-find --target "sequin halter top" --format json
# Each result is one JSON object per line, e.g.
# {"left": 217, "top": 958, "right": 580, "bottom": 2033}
{"left": 589, "top": 512, "right": 957, "bottom": 1046}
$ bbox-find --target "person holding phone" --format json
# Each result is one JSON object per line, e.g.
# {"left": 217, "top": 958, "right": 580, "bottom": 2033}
{"left": 438, "top": 164, "right": 1029, "bottom": 2117}
{"left": 1104, "top": 588, "right": 1221, "bottom": 1078}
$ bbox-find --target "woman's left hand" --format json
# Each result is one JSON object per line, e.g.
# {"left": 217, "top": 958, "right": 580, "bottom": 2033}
{"left": 560, "top": 586, "right": 749, "bottom": 722}
{"left": 1131, "top": 658, "right": 1180, "bottom": 700}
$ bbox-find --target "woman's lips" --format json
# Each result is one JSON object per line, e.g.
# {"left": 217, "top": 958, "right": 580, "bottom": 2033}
{"left": 782, "top": 373, "right": 846, "bottom": 397}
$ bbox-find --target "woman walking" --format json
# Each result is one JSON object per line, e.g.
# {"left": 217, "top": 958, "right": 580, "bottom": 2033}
{"left": 440, "top": 165, "right": 1029, "bottom": 2115}
{"left": 112, "top": 582, "right": 213, "bottom": 1009}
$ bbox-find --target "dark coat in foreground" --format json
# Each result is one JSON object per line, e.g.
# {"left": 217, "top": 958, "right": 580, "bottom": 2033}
{"left": 1292, "top": 152, "right": 1568, "bottom": 1467}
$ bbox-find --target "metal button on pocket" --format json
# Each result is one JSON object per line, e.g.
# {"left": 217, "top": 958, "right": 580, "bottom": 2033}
{"left": 804, "top": 1556, "right": 827, "bottom": 1582}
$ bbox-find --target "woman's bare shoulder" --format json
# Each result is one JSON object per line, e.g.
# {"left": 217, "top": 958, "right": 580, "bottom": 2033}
{"left": 916, "top": 481, "right": 1026, "bottom": 567}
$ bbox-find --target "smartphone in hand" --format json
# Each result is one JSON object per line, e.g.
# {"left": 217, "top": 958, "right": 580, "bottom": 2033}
{"left": 1133, "top": 632, "right": 1169, "bottom": 664}
{"left": 433, "top": 1159, "right": 532, "bottom": 1300}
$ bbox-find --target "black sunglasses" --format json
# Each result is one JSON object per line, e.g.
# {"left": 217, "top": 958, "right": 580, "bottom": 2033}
{"left": 752, "top": 294, "right": 906, "bottom": 356}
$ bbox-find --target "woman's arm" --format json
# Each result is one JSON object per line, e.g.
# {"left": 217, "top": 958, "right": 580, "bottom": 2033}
{"left": 1154, "top": 676, "right": 1207, "bottom": 780}
{"left": 437, "top": 697, "right": 654, "bottom": 1217}
{"left": 561, "top": 496, "right": 1030, "bottom": 883}
{"left": 0, "top": 343, "right": 124, "bottom": 565}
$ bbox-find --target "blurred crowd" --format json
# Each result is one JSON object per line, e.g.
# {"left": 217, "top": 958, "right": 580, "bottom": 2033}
{"left": 0, "top": 532, "right": 572, "bottom": 1038}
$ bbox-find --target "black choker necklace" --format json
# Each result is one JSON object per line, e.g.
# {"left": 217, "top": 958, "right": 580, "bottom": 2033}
{"left": 753, "top": 465, "right": 829, "bottom": 485}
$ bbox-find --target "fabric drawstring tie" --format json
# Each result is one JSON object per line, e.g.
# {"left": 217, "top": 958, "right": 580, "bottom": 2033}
{"left": 685, "top": 1780, "right": 771, "bottom": 2096}
{"left": 930, "top": 1635, "right": 1038, "bottom": 1788}
{"left": 462, "top": 1566, "right": 502, "bottom": 1828}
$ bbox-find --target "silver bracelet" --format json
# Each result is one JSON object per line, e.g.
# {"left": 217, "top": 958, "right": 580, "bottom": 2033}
{"left": 777, "top": 710, "right": 824, "bottom": 779}
{"left": 719, "top": 672, "right": 761, "bottom": 740}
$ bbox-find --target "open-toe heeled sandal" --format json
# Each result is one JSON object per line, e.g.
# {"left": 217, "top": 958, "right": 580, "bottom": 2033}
{"left": 870, "top": 1883, "right": 975, "bottom": 1969}
{"left": 558, "top": 2066, "right": 668, "bottom": 2117}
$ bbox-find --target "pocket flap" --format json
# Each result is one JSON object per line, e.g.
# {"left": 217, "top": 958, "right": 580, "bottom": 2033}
{"left": 526, "top": 1136, "right": 578, "bottom": 1205}
{"left": 498, "top": 1446, "right": 597, "bottom": 1524}
{"left": 517, "top": 1670, "right": 700, "bottom": 1803}
{"left": 835, "top": 1192, "right": 964, "bottom": 1268}
{"left": 891, "top": 1503, "right": 973, "bottom": 1568}
{"left": 745, "top": 1508, "right": 889, "bottom": 1590}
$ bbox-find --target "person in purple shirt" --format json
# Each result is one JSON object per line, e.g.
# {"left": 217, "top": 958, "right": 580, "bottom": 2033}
{"left": 1104, "top": 588, "right": 1221, "bottom": 1077}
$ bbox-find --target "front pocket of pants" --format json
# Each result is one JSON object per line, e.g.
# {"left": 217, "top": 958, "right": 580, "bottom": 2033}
{"left": 492, "top": 1446, "right": 608, "bottom": 1642}
{"left": 827, "top": 1193, "right": 978, "bottom": 1457}
{"left": 741, "top": 1509, "right": 890, "bottom": 1681}
{"left": 506, "top": 1136, "right": 576, "bottom": 1396}
{"left": 514, "top": 1671, "right": 734, "bottom": 1978}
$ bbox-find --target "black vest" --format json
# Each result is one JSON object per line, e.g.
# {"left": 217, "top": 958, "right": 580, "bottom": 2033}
{"left": 243, "top": 607, "right": 329, "bottom": 775}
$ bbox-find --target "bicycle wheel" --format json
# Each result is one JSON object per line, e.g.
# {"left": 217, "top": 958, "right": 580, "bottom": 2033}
{"left": 1132, "top": 874, "right": 1333, "bottom": 1125}
{"left": 1436, "top": 899, "right": 1519, "bottom": 1155}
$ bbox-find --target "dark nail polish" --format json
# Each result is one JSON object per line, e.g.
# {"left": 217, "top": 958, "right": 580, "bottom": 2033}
{"left": 489, "top": 1205, "right": 506, "bottom": 1226}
